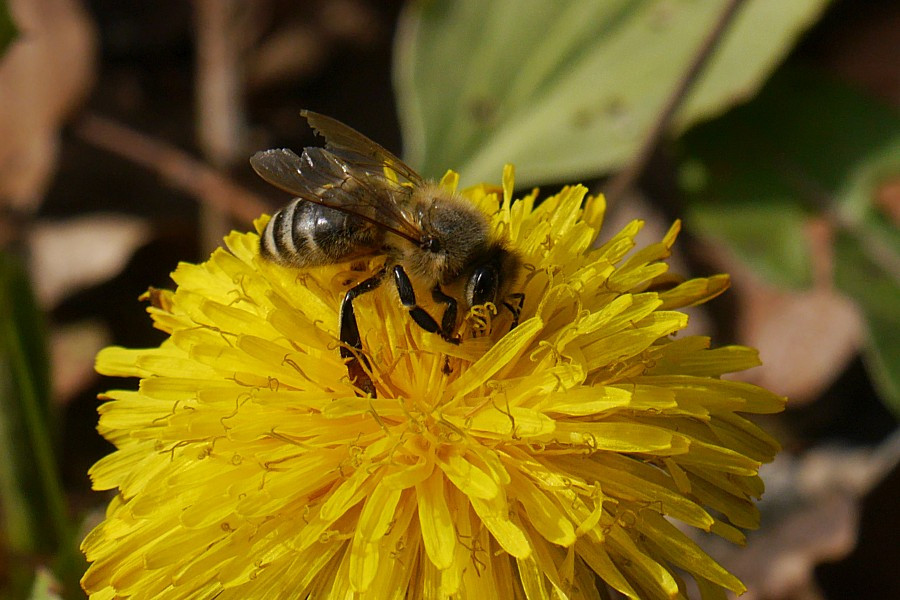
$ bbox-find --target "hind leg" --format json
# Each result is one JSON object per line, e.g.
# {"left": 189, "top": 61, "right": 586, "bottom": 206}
{"left": 339, "top": 266, "right": 387, "bottom": 396}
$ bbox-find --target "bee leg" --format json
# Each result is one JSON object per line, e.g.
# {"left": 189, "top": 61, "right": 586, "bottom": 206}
{"left": 431, "top": 285, "right": 459, "bottom": 341}
{"left": 503, "top": 292, "right": 525, "bottom": 330}
{"left": 340, "top": 266, "right": 387, "bottom": 396}
{"left": 392, "top": 265, "right": 460, "bottom": 345}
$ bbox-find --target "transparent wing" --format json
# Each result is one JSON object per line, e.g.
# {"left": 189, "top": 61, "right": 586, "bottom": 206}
{"left": 250, "top": 146, "right": 423, "bottom": 244}
{"left": 301, "top": 110, "right": 425, "bottom": 187}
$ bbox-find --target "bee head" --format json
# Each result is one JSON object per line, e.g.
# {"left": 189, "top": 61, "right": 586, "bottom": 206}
{"left": 420, "top": 236, "right": 441, "bottom": 253}
{"left": 463, "top": 243, "right": 521, "bottom": 309}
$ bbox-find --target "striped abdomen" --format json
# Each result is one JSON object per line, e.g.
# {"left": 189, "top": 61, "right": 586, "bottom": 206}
{"left": 261, "top": 199, "right": 383, "bottom": 267}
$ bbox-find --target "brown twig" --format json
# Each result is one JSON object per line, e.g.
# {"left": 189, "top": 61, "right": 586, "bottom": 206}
{"left": 602, "top": 0, "right": 748, "bottom": 204}
{"left": 194, "top": 0, "right": 252, "bottom": 250}
{"left": 73, "top": 112, "right": 269, "bottom": 223}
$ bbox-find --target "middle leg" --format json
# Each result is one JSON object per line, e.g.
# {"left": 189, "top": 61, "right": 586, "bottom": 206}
{"left": 340, "top": 266, "right": 387, "bottom": 396}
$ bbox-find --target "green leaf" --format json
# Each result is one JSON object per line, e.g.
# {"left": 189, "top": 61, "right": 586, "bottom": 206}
{"left": 834, "top": 225, "right": 900, "bottom": 416}
{"left": 0, "top": 0, "right": 18, "bottom": 56}
{"left": 687, "top": 192, "right": 813, "bottom": 288}
{"left": 0, "top": 252, "right": 69, "bottom": 574}
{"left": 394, "top": 0, "right": 828, "bottom": 186}
{"left": 680, "top": 67, "right": 900, "bottom": 289}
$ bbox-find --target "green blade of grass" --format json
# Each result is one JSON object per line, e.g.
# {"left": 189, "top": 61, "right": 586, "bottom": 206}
{"left": 0, "top": 252, "right": 74, "bottom": 594}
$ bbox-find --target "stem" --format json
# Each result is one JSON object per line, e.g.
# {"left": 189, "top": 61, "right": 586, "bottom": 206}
{"left": 194, "top": 0, "right": 251, "bottom": 251}
{"left": 73, "top": 113, "right": 268, "bottom": 223}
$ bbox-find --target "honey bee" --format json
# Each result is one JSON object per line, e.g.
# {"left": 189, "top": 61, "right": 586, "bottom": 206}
{"left": 251, "top": 111, "right": 522, "bottom": 396}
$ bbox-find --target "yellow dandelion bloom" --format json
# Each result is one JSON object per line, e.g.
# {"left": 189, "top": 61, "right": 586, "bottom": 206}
{"left": 82, "top": 166, "right": 784, "bottom": 599}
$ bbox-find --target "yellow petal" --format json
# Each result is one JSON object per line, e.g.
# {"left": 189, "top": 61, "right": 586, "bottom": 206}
{"left": 658, "top": 274, "right": 730, "bottom": 309}
{"left": 382, "top": 453, "right": 434, "bottom": 491}
{"left": 444, "top": 316, "right": 543, "bottom": 399}
{"left": 319, "top": 467, "right": 374, "bottom": 522}
{"left": 560, "top": 453, "right": 714, "bottom": 531}
{"left": 416, "top": 470, "right": 457, "bottom": 570}
{"left": 575, "top": 538, "right": 638, "bottom": 599}
{"left": 470, "top": 493, "right": 531, "bottom": 559}
{"left": 607, "top": 524, "right": 680, "bottom": 599}
{"left": 464, "top": 406, "right": 556, "bottom": 439}
{"left": 636, "top": 510, "right": 745, "bottom": 594}
{"left": 439, "top": 170, "right": 459, "bottom": 193}
{"left": 510, "top": 471, "right": 576, "bottom": 546}
{"left": 546, "top": 422, "right": 675, "bottom": 453}
{"left": 349, "top": 481, "right": 402, "bottom": 591}
{"left": 436, "top": 450, "right": 499, "bottom": 500}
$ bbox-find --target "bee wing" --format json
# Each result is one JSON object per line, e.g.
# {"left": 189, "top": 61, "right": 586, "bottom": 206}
{"left": 302, "top": 110, "right": 425, "bottom": 187}
{"left": 250, "top": 147, "right": 424, "bottom": 244}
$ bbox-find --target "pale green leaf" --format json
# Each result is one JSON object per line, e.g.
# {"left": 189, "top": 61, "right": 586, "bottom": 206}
{"left": 681, "top": 67, "right": 900, "bottom": 289}
{"left": 834, "top": 229, "right": 900, "bottom": 416}
{"left": 395, "top": 0, "right": 828, "bottom": 187}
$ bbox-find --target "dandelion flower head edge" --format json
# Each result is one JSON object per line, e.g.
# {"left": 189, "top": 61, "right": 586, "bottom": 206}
{"left": 82, "top": 166, "right": 785, "bottom": 599}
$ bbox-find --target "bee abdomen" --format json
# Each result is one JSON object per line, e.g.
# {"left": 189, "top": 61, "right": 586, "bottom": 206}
{"left": 261, "top": 199, "right": 381, "bottom": 267}
{"left": 261, "top": 199, "right": 305, "bottom": 265}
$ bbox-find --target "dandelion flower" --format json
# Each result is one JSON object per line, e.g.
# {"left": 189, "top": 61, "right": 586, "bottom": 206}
{"left": 82, "top": 166, "right": 784, "bottom": 599}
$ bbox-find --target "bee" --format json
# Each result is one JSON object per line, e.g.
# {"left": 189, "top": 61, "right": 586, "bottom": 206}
{"left": 251, "top": 111, "right": 522, "bottom": 396}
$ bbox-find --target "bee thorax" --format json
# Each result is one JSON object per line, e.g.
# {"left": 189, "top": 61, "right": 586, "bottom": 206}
{"left": 404, "top": 194, "right": 492, "bottom": 284}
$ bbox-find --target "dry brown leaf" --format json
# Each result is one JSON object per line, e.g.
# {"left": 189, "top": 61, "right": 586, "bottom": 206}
{"left": 0, "top": 0, "right": 96, "bottom": 213}
{"left": 246, "top": 23, "right": 325, "bottom": 88}
{"left": 708, "top": 435, "right": 900, "bottom": 600}
{"left": 736, "top": 493, "right": 857, "bottom": 600}
{"left": 875, "top": 176, "right": 900, "bottom": 227}
{"left": 246, "top": 0, "right": 378, "bottom": 90}
{"left": 704, "top": 218, "right": 865, "bottom": 404}
{"left": 51, "top": 319, "right": 110, "bottom": 404}
{"left": 818, "top": 3, "right": 900, "bottom": 107}
{"left": 29, "top": 214, "right": 151, "bottom": 307}
{"left": 737, "top": 284, "right": 864, "bottom": 403}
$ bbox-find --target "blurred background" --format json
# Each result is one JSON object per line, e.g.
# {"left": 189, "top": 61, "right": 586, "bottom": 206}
{"left": 0, "top": 0, "right": 897, "bottom": 598}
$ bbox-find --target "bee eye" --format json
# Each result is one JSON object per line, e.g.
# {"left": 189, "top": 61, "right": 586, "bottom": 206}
{"left": 422, "top": 236, "right": 441, "bottom": 253}
{"left": 468, "top": 266, "right": 499, "bottom": 306}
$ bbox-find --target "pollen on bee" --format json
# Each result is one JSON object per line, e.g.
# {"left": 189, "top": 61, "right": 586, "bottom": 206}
{"left": 465, "top": 302, "right": 498, "bottom": 338}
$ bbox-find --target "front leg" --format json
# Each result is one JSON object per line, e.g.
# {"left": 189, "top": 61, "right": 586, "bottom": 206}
{"left": 392, "top": 265, "right": 459, "bottom": 344}
{"left": 340, "top": 266, "right": 387, "bottom": 396}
